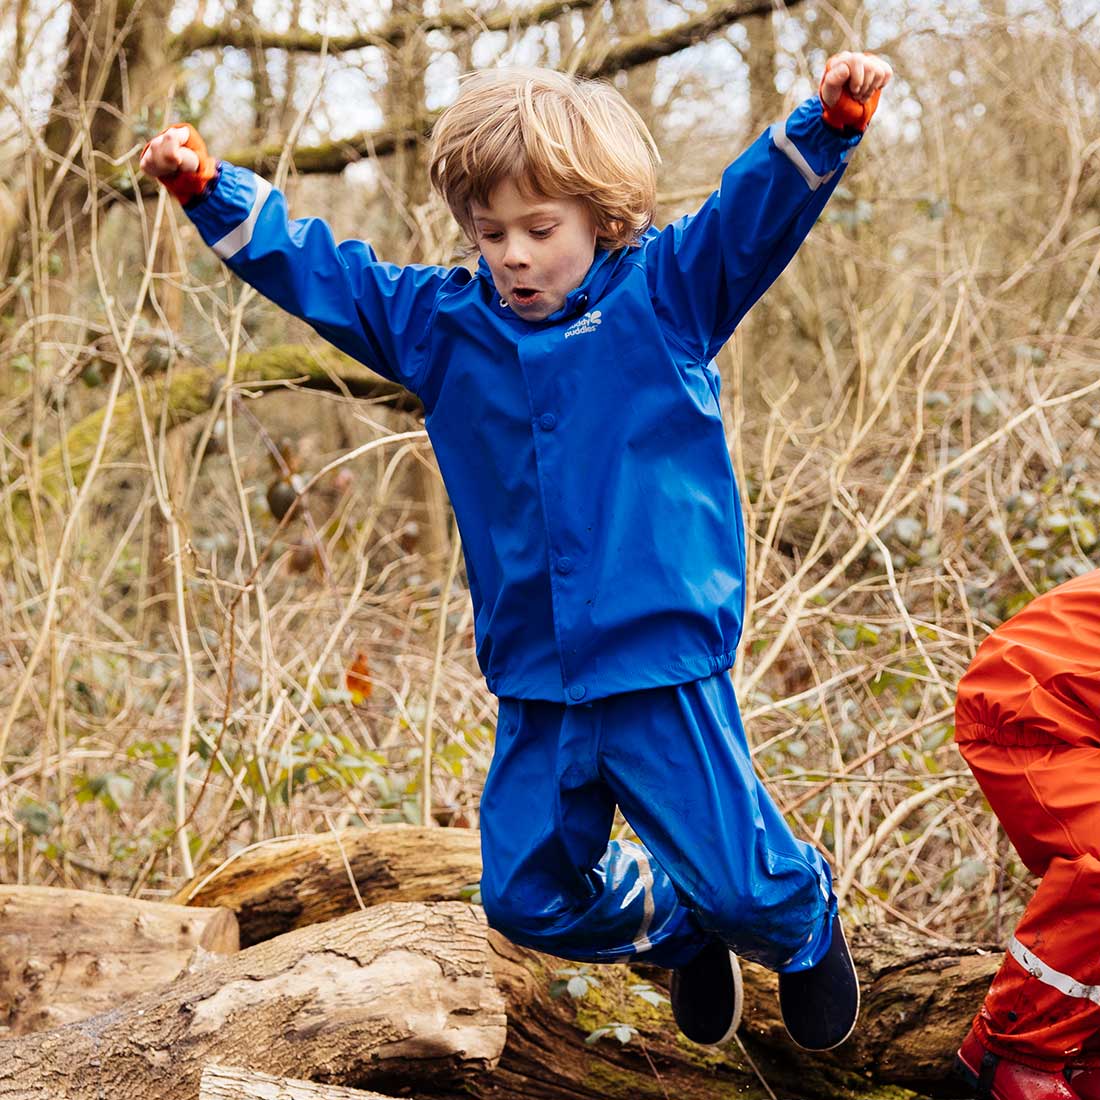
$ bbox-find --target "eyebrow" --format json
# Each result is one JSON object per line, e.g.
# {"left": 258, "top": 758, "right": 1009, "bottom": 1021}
{"left": 471, "top": 207, "right": 563, "bottom": 226}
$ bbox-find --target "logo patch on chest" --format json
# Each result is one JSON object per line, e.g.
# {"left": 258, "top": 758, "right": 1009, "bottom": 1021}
{"left": 564, "top": 310, "right": 602, "bottom": 339}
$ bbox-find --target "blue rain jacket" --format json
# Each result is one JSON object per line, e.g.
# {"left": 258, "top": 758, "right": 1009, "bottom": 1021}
{"left": 186, "top": 97, "right": 860, "bottom": 704}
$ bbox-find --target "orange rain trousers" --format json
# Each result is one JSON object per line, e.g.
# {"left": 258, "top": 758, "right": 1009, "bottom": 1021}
{"left": 955, "top": 569, "right": 1100, "bottom": 1072}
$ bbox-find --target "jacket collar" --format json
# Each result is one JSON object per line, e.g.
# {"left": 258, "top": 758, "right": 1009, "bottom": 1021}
{"left": 478, "top": 248, "right": 622, "bottom": 324}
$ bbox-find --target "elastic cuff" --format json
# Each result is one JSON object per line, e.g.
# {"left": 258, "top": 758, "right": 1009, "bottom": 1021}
{"left": 975, "top": 1016, "right": 1069, "bottom": 1074}
{"left": 182, "top": 161, "right": 222, "bottom": 210}
{"left": 777, "top": 889, "right": 837, "bottom": 974}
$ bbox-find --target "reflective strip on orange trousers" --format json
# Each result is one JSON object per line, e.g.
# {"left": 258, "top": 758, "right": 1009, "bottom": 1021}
{"left": 955, "top": 569, "right": 1100, "bottom": 1071}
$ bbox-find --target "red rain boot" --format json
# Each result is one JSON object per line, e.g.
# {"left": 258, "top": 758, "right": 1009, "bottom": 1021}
{"left": 1068, "top": 1067, "right": 1100, "bottom": 1100}
{"left": 956, "top": 1024, "right": 1081, "bottom": 1100}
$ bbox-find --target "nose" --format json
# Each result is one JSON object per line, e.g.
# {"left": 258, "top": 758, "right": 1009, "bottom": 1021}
{"left": 502, "top": 235, "right": 530, "bottom": 269}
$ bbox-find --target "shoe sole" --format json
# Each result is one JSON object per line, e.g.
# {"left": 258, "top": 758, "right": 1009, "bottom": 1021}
{"left": 675, "top": 949, "right": 744, "bottom": 1046}
{"left": 784, "top": 921, "right": 861, "bottom": 1053}
{"left": 713, "top": 950, "right": 744, "bottom": 1045}
{"left": 954, "top": 1053, "right": 981, "bottom": 1093}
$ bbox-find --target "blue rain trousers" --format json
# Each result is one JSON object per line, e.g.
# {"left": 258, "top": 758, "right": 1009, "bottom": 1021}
{"left": 479, "top": 670, "right": 837, "bottom": 973}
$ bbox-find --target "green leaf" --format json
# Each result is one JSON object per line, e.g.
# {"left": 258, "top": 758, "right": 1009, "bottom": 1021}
{"left": 567, "top": 975, "right": 590, "bottom": 999}
{"left": 1074, "top": 516, "right": 1098, "bottom": 549}
{"left": 630, "top": 983, "right": 669, "bottom": 1007}
{"left": 16, "top": 801, "right": 58, "bottom": 837}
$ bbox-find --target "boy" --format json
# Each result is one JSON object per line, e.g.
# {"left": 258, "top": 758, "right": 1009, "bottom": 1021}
{"left": 954, "top": 569, "right": 1100, "bottom": 1100}
{"left": 142, "top": 52, "right": 891, "bottom": 1050}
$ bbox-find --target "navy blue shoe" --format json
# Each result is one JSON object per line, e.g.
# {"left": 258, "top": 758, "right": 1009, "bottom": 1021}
{"left": 777, "top": 914, "right": 860, "bottom": 1050}
{"left": 670, "top": 938, "right": 743, "bottom": 1045}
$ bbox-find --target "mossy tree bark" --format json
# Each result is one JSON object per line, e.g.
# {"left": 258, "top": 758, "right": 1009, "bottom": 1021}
{"left": 39, "top": 0, "right": 174, "bottom": 233}
{"left": 4, "top": 344, "right": 418, "bottom": 535}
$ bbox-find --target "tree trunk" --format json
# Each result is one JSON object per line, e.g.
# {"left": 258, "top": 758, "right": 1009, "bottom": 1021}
{"left": 0, "top": 886, "right": 238, "bottom": 1036}
{"left": 744, "top": 9, "right": 782, "bottom": 135}
{"left": 38, "top": 0, "right": 175, "bottom": 247}
{"left": 380, "top": 0, "right": 448, "bottom": 565}
{"left": 199, "top": 1065, "right": 401, "bottom": 1099}
{"left": 174, "top": 824, "right": 481, "bottom": 947}
{"left": 0, "top": 902, "right": 506, "bottom": 1100}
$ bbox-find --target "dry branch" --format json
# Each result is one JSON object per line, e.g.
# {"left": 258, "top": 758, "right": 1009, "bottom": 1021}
{"left": 210, "top": 0, "right": 810, "bottom": 175}
{"left": 579, "top": 0, "right": 808, "bottom": 79}
{"left": 170, "top": 0, "right": 601, "bottom": 58}
{"left": 173, "top": 824, "right": 481, "bottom": 946}
{"left": 0, "top": 886, "right": 238, "bottom": 1036}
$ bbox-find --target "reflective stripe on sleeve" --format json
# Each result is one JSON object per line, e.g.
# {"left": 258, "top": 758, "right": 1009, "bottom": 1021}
{"left": 1008, "top": 935, "right": 1100, "bottom": 1005}
{"left": 211, "top": 176, "right": 274, "bottom": 260}
{"left": 619, "top": 847, "right": 656, "bottom": 954}
{"left": 769, "top": 123, "right": 837, "bottom": 192}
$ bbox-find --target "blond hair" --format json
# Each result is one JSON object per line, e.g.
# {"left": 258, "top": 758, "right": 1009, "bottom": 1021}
{"left": 428, "top": 67, "right": 659, "bottom": 251}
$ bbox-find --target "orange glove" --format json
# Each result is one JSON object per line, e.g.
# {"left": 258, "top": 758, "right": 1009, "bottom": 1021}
{"left": 819, "top": 56, "right": 881, "bottom": 133}
{"left": 142, "top": 125, "right": 218, "bottom": 205}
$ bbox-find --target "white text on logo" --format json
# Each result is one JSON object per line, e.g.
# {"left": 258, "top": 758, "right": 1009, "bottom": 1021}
{"left": 564, "top": 310, "right": 602, "bottom": 338}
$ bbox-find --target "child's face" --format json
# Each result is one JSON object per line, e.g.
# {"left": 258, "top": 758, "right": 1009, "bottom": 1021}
{"left": 470, "top": 178, "right": 598, "bottom": 322}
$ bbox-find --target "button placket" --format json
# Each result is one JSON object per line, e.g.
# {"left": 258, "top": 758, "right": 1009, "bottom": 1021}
{"left": 519, "top": 330, "right": 580, "bottom": 699}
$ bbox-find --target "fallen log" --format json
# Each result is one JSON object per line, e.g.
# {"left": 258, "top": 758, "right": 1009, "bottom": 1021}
{"left": 734, "top": 927, "right": 998, "bottom": 1099}
{"left": 0, "top": 902, "right": 505, "bottom": 1100}
{"left": 174, "top": 825, "right": 481, "bottom": 946}
{"left": 199, "top": 1065, "right": 402, "bottom": 1099}
{"left": 177, "top": 826, "right": 996, "bottom": 1097}
{"left": 0, "top": 885, "right": 238, "bottom": 1035}
{"left": 0, "top": 884, "right": 991, "bottom": 1100}
{"left": 478, "top": 926, "right": 994, "bottom": 1100}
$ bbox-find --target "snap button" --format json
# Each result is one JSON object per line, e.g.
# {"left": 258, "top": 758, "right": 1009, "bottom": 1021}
{"left": 539, "top": 413, "right": 557, "bottom": 431}
{"left": 555, "top": 556, "right": 574, "bottom": 575}
{"left": 568, "top": 684, "right": 586, "bottom": 701}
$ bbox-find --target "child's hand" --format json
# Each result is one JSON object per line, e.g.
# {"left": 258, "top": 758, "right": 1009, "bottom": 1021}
{"left": 139, "top": 125, "right": 217, "bottom": 204}
{"left": 140, "top": 126, "right": 200, "bottom": 178}
{"left": 819, "top": 51, "right": 892, "bottom": 133}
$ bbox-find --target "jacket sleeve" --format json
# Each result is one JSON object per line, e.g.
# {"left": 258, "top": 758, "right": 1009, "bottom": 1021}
{"left": 643, "top": 97, "right": 861, "bottom": 363}
{"left": 954, "top": 572, "right": 1100, "bottom": 748}
{"left": 185, "top": 163, "right": 451, "bottom": 394}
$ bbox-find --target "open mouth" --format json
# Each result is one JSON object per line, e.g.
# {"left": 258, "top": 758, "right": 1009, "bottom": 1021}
{"left": 512, "top": 287, "right": 541, "bottom": 307}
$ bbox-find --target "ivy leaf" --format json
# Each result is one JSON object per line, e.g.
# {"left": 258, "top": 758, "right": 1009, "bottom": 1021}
{"left": 567, "top": 975, "right": 590, "bottom": 999}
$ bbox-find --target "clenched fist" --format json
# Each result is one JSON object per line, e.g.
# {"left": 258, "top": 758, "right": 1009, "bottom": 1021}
{"left": 819, "top": 51, "right": 893, "bottom": 133}
{"left": 139, "top": 125, "right": 217, "bottom": 204}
